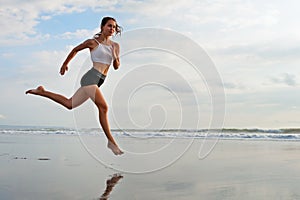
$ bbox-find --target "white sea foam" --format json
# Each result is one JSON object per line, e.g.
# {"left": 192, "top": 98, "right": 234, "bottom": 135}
{"left": 1, "top": 126, "right": 300, "bottom": 141}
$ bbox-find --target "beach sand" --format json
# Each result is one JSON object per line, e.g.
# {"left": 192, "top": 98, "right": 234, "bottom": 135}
{"left": 1, "top": 134, "right": 300, "bottom": 199}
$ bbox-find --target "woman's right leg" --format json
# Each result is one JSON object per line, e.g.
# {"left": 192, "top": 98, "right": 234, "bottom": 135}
{"left": 26, "top": 86, "right": 89, "bottom": 110}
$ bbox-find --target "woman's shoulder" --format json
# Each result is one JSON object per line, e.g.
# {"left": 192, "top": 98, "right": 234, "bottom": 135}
{"left": 85, "top": 38, "right": 98, "bottom": 44}
{"left": 73, "top": 38, "right": 98, "bottom": 51}
{"left": 82, "top": 38, "right": 98, "bottom": 47}
{"left": 111, "top": 40, "right": 120, "bottom": 48}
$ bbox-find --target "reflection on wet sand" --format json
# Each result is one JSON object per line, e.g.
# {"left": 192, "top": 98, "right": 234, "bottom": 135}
{"left": 98, "top": 174, "right": 124, "bottom": 200}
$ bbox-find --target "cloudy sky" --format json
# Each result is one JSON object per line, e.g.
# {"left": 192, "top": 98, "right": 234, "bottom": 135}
{"left": 0, "top": 0, "right": 299, "bottom": 129}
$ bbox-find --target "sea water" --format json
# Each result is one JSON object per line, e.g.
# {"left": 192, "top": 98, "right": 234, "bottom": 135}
{"left": 1, "top": 125, "right": 300, "bottom": 141}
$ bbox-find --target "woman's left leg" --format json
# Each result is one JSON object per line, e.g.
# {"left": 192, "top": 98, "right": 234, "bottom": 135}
{"left": 83, "top": 85, "right": 123, "bottom": 155}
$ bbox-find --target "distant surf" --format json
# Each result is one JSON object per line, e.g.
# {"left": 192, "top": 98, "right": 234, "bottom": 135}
{"left": 1, "top": 125, "right": 300, "bottom": 141}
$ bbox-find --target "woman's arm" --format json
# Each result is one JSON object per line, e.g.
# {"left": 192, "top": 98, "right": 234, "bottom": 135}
{"left": 60, "top": 39, "right": 94, "bottom": 75}
{"left": 112, "top": 42, "right": 120, "bottom": 70}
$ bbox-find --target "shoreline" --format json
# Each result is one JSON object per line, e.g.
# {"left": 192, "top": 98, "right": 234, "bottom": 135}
{"left": 1, "top": 125, "right": 300, "bottom": 143}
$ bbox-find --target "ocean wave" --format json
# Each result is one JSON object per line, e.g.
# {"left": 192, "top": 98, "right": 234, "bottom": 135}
{"left": 1, "top": 126, "right": 300, "bottom": 141}
{"left": 0, "top": 126, "right": 77, "bottom": 136}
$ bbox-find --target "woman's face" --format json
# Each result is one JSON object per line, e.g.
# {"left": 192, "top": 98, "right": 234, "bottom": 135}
{"left": 101, "top": 19, "right": 116, "bottom": 36}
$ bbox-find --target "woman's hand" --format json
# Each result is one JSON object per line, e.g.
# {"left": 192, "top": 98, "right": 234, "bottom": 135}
{"left": 60, "top": 64, "right": 68, "bottom": 75}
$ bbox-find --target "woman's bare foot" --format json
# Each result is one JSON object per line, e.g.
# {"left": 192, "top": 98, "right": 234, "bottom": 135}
{"left": 25, "top": 86, "right": 45, "bottom": 95}
{"left": 107, "top": 141, "right": 124, "bottom": 155}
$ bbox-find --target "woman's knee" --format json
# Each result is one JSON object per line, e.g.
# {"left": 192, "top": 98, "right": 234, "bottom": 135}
{"left": 65, "top": 99, "right": 73, "bottom": 110}
{"left": 98, "top": 103, "right": 108, "bottom": 114}
{"left": 66, "top": 104, "right": 73, "bottom": 110}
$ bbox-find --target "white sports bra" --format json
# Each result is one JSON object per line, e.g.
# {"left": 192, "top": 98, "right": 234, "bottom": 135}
{"left": 90, "top": 39, "right": 113, "bottom": 65}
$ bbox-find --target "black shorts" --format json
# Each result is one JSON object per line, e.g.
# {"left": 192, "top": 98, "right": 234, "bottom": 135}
{"left": 80, "top": 67, "right": 106, "bottom": 87}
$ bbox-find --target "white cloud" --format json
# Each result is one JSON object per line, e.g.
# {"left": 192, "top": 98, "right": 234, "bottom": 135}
{"left": 270, "top": 73, "right": 298, "bottom": 87}
{"left": 0, "top": 0, "right": 118, "bottom": 45}
{"left": 59, "top": 28, "right": 98, "bottom": 39}
{"left": 0, "top": 0, "right": 296, "bottom": 46}
{"left": 119, "top": 0, "right": 280, "bottom": 30}
{"left": 0, "top": 114, "right": 5, "bottom": 119}
{"left": 1, "top": 52, "right": 14, "bottom": 58}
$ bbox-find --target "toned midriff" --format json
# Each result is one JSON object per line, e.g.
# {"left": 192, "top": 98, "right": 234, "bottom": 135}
{"left": 93, "top": 62, "right": 110, "bottom": 75}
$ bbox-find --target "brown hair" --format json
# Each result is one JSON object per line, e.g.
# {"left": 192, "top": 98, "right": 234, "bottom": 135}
{"left": 95, "top": 16, "right": 122, "bottom": 37}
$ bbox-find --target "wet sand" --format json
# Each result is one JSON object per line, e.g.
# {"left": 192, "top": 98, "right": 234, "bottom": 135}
{"left": 1, "top": 134, "right": 300, "bottom": 199}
